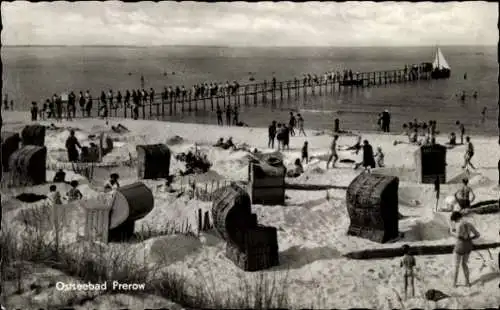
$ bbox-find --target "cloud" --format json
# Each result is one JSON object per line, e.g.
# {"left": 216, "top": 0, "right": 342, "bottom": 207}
{"left": 1, "top": 1, "right": 497, "bottom": 46}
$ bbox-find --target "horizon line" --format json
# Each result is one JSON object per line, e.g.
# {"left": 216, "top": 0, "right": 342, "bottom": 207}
{"left": 2, "top": 44, "right": 496, "bottom": 48}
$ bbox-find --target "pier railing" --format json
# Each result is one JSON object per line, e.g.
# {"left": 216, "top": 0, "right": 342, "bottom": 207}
{"left": 40, "top": 67, "right": 431, "bottom": 121}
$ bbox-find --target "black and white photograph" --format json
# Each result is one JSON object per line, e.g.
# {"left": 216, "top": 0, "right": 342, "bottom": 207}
{"left": 1, "top": 1, "right": 499, "bottom": 309}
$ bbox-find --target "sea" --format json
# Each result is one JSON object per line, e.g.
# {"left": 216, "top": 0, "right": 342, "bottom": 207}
{"left": 2, "top": 45, "right": 498, "bottom": 135}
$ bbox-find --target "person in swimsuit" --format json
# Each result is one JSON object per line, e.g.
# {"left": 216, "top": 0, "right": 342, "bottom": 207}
{"left": 400, "top": 244, "right": 416, "bottom": 299}
{"left": 326, "top": 135, "right": 339, "bottom": 169}
{"left": 65, "top": 130, "right": 81, "bottom": 163}
{"left": 462, "top": 136, "right": 476, "bottom": 171}
{"left": 449, "top": 211, "right": 480, "bottom": 287}
{"left": 454, "top": 177, "right": 475, "bottom": 210}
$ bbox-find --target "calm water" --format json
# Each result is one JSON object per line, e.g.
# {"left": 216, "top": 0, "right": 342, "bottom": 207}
{"left": 2, "top": 45, "right": 498, "bottom": 135}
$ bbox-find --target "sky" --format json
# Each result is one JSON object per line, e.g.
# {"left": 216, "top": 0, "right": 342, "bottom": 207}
{"left": 1, "top": 1, "right": 498, "bottom": 47}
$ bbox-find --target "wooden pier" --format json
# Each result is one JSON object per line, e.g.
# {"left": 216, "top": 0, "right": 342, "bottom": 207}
{"left": 51, "top": 66, "right": 432, "bottom": 121}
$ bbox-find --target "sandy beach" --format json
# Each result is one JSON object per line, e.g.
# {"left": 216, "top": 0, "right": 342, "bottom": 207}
{"left": 2, "top": 110, "right": 499, "bottom": 309}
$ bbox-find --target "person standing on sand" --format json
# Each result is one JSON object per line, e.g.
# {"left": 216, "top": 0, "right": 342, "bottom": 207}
{"left": 454, "top": 177, "right": 475, "bottom": 210}
{"left": 283, "top": 124, "right": 290, "bottom": 150}
{"left": 276, "top": 123, "right": 284, "bottom": 151}
{"left": 3, "top": 94, "right": 8, "bottom": 110}
{"left": 434, "top": 175, "right": 440, "bottom": 212}
{"left": 449, "top": 211, "right": 481, "bottom": 287}
{"left": 268, "top": 121, "right": 276, "bottom": 149}
{"left": 225, "top": 104, "right": 232, "bottom": 126}
{"left": 216, "top": 105, "right": 223, "bottom": 126}
{"left": 481, "top": 107, "right": 487, "bottom": 124}
{"left": 65, "top": 130, "right": 81, "bottom": 163}
{"left": 301, "top": 141, "right": 309, "bottom": 164}
{"left": 56, "top": 95, "right": 63, "bottom": 121}
{"left": 78, "top": 91, "right": 85, "bottom": 117}
{"left": 462, "top": 136, "right": 476, "bottom": 171}
{"left": 382, "top": 110, "right": 391, "bottom": 132}
{"left": 326, "top": 135, "right": 339, "bottom": 169}
{"left": 289, "top": 112, "right": 296, "bottom": 136}
{"left": 297, "top": 113, "right": 306, "bottom": 136}
{"left": 30, "top": 102, "right": 38, "bottom": 121}
{"left": 456, "top": 121, "right": 465, "bottom": 144}
{"left": 117, "top": 91, "right": 123, "bottom": 109}
{"left": 374, "top": 146, "right": 385, "bottom": 168}
{"left": 232, "top": 106, "right": 239, "bottom": 125}
{"left": 361, "top": 140, "right": 376, "bottom": 173}
{"left": 400, "top": 244, "right": 416, "bottom": 299}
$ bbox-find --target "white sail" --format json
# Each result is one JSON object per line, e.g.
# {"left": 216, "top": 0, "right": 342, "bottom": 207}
{"left": 432, "top": 48, "right": 450, "bottom": 70}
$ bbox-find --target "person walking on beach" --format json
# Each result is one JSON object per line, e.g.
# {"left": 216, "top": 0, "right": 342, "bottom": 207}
{"left": 65, "top": 130, "right": 81, "bottom": 163}
{"left": 268, "top": 121, "right": 277, "bottom": 149}
{"left": 225, "top": 104, "right": 232, "bottom": 126}
{"left": 216, "top": 105, "right": 223, "bottom": 126}
{"left": 462, "top": 136, "right": 476, "bottom": 171}
{"left": 289, "top": 112, "right": 296, "bottom": 136}
{"left": 326, "top": 135, "right": 339, "bottom": 169}
{"left": 456, "top": 121, "right": 465, "bottom": 144}
{"left": 434, "top": 175, "right": 441, "bottom": 212}
{"left": 297, "top": 113, "right": 306, "bottom": 136}
{"left": 301, "top": 141, "right": 309, "bottom": 164}
{"left": 449, "top": 211, "right": 481, "bottom": 287}
{"left": 400, "top": 244, "right": 416, "bottom": 299}
{"left": 361, "top": 140, "right": 376, "bottom": 173}
{"left": 454, "top": 177, "right": 475, "bottom": 210}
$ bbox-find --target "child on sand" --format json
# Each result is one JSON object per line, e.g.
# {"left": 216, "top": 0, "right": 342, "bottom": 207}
{"left": 67, "top": 180, "right": 83, "bottom": 202}
{"left": 48, "top": 185, "right": 63, "bottom": 206}
{"left": 301, "top": 141, "right": 309, "bottom": 164}
{"left": 400, "top": 244, "right": 416, "bottom": 299}
{"left": 104, "top": 173, "right": 120, "bottom": 192}
{"left": 374, "top": 146, "right": 384, "bottom": 168}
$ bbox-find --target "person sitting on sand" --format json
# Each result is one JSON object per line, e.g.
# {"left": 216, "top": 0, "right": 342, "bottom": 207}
{"left": 65, "top": 130, "right": 81, "bottom": 163}
{"left": 449, "top": 211, "right": 481, "bottom": 287}
{"left": 47, "top": 185, "right": 63, "bottom": 206}
{"left": 448, "top": 132, "right": 457, "bottom": 146}
{"left": 346, "top": 135, "right": 362, "bottom": 154}
{"left": 287, "top": 158, "right": 304, "bottom": 178}
{"left": 104, "top": 173, "right": 120, "bottom": 192}
{"left": 53, "top": 169, "right": 66, "bottom": 183}
{"left": 361, "top": 140, "right": 375, "bottom": 173}
{"left": 326, "top": 135, "right": 339, "bottom": 169}
{"left": 454, "top": 177, "right": 475, "bottom": 210}
{"left": 66, "top": 180, "right": 83, "bottom": 202}
{"left": 301, "top": 141, "right": 309, "bottom": 164}
{"left": 214, "top": 137, "right": 224, "bottom": 147}
{"left": 400, "top": 244, "right": 416, "bottom": 299}
{"left": 222, "top": 137, "right": 234, "bottom": 150}
{"left": 409, "top": 128, "right": 418, "bottom": 144}
{"left": 374, "top": 146, "right": 385, "bottom": 168}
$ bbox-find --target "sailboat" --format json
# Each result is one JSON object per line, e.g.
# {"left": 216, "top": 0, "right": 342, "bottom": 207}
{"left": 431, "top": 47, "right": 451, "bottom": 79}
